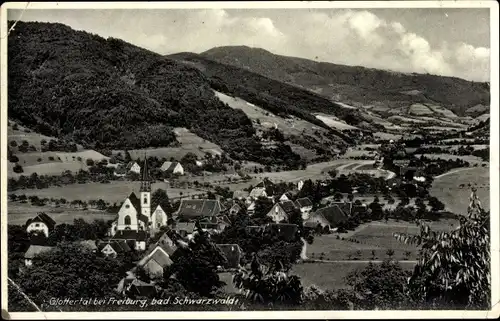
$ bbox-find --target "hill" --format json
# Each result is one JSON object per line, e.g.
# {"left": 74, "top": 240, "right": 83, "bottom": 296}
{"left": 201, "top": 46, "right": 490, "bottom": 117}
{"left": 167, "top": 52, "right": 365, "bottom": 142}
{"left": 7, "top": 21, "right": 311, "bottom": 168}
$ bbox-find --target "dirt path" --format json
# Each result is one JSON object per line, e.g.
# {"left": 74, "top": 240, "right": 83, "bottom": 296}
{"left": 435, "top": 167, "right": 476, "bottom": 179}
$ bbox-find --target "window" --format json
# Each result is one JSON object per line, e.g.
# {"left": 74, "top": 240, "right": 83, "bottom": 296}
{"left": 157, "top": 223, "right": 161, "bottom": 227}
{"left": 124, "top": 215, "right": 131, "bottom": 225}
{"left": 35, "top": 223, "right": 40, "bottom": 227}
{"left": 125, "top": 204, "right": 130, "bottom": 209}
{"left": 143, "top": 198, "right": 148, "bottom": 204}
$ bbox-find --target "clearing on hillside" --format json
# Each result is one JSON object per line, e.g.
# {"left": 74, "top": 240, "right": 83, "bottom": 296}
{"left": 430, "top": 166, "right": 490, "bottom": 214}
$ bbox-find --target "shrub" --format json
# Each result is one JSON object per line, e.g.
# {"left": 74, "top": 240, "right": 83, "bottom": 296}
{"left": 13, "top": 164, "right": 23, "bottom": 173}
{"left": 10, "top": 141, "right": 18, "bottom": 147}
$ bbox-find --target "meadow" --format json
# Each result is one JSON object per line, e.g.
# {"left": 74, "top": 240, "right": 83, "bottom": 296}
{"left": 292, "top": 261, "right": 415, "bottom": 290}
{"left": 8, "top": 181, "right": 206, "bottom": 204}
{"left": 7, "top": 202, "right": 116, "bottom": 225}
{"left": 430, "top": 166, "right": 490, "bottom": 214}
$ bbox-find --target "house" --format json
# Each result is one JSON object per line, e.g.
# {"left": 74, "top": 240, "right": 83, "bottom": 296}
{"left": 229, "top": 203, "right": 242, "bottom": 215}
{"left": 306, "top": 204, "right": 349, "bottom": 232}
{"left": 249, "top": 187, "right": 267, "bottom": 199}
{"left": 127, "top": 162, "right": 141, "bottom": 175}
{"left": 329, "top": 202, "right": 353, "bottom": 217}
{"left": 154, "top": 233, "right": 178, "bottom": 256}
{"left": 25, "top": 213, "right": 56, "bottom": 237}
{"left": 247, "top": 201, "right": 256, "bottom": 215}
{"left": 216, "top": 244, "right": 242, "bottom": 269}
{"left": 172, "top": 222, "right": 196, "bottom": 238}
{"left": 195, "top": 160, "right": 204, "bottom": 167}
{"left": 266, "top": 200, "right": 298, "bottom": 223}
{"left": 24, "top": 245, "right": 55, "bottom": 267}
{"left": 279, "top": 192, "right": 293, "bottom": 202}
{"left": 264, "top": 223, "right": 298, "bottom": 242}
{"left": 295, "top": 197, "right": 313, "bottom": 220}
{"left": 112, "top": 230, "right": 148, "bottom": 251}
{"left": 174, "top": 199, "right": 223, "bottom": 220}
{"left": 255, "top": 179, "right": 277, "bottom": 197}
{"left": 137, "top": 245, "right": 174, "bottom": 279}
{"left": 100, "top": 240, "right": 132, "bottom": 257}
{"left": 150, "top": 205, "right": 169, "bottom": 237}
{"left": 160, "top": 161, "right": 184, "bottom": 176}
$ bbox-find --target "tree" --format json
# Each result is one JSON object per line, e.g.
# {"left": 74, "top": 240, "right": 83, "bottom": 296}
{"left": 428, "top": 196, "right": 445, "bottom": 212}
{"left": 164, "top": 226, "right": 227, "bottom": 297}
{"left": 151, "top": 189, "right": 172, "bottom": 214}
{"left": 345, "top": 260, "right": 411, "bottom": 309}
{"left": 385, "top": 249, "right": 395, "bottom": 259}
{"left": 394, "top": 207, "right": 490, "bottom": 309}
{"left": 13, "top": 164, "right": 24, "bottom": 173}
{"left": 11, "top": 242, "right": 129, "bottom": 311}
{"left": 86, "top": 158, "right": 94, "bottom": 166}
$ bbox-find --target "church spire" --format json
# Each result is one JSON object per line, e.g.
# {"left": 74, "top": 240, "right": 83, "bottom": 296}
{"left": 140, "top": 153, "right": 151, "bottom": 192}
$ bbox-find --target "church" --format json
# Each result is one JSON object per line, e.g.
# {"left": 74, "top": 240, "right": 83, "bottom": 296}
{"left": 110, "top": 157, "right": 169, "bottom": 244}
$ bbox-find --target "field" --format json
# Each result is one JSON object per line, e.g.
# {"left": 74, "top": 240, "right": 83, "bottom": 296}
{"left": 408, "top": 103, "right": 434, "bottom": 116}
{"left": 431, "top": 166, "right": 490, "bottom": 214}
{"left": 8, "top": 202, "right": 116, "bottom": 225}
{"left": 8, "top": 181, "right": 206, "bottom": 203}
{"left": 292, "top": 261, "right": 415, "bottom": 290}
{"left": 373, "top": 132, "right": 402, "bottom": 141}
{"left": 315, "top": 114, "right": 359, "bottom": 131}
{"left": 8, "top": 149, "right": 110, "bottom": 178}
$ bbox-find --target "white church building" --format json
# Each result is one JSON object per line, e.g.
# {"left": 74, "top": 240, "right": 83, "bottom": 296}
{"left": 110, "top": 157, "right": 169, "bottom": 246}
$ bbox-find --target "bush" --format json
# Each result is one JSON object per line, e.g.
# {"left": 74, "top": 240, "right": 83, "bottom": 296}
{"left": 10, "top": 141, "right": 17, "bottom": 147}
{"left": 13, "top": 164, "right": 23, "bottom": 173}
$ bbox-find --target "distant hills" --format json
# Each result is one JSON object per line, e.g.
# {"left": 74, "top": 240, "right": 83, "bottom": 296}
{"left": 201, "top": 46, "right": 490, "bottom": 117}
{"left": 8, "top": 22, "right": 489, "bottom": 170}
{"left": 8, "top": 21, "right": 338, "bottom": 168}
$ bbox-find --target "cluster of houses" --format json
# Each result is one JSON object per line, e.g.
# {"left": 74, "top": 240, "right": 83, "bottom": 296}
{"left": 21, "top": 158, "right": 366, "bottom": 297}
{"left": 114, "top": 160, "right": 186, "bottom": 178}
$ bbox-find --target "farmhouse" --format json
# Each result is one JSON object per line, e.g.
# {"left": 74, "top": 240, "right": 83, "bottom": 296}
{"left": 267, "top": 200, "right": 298, "bottom": 223}
{"left": 216, "top": 244, "right": 242, "bottom": 269}
{"left": 160, "top": 161, "right": 184, "bottom": 176}
{"left": 305, "top": 205, "right": 349, "bottom": 232}
{"left": 329, "top": 202, "right": 353, "bottom": 217}
{"left": 100, "top": 240, "right": 132, "bottom": 258}
{"left": 127, "top": 161, "right": 141, "bottom": 175}
{"left": 25, "top": 213, "right": 56, "bottom": 238}
{"left": 249, "top": 187, "right": 267, "bottom": 199}
{"left": 24, "top": 245, "right": 55, "bottom": 267}
{"left": 174, "top": 199, "right": 223, "bottom": 221}
{"left": 136, "top": 245, "right": 174, "bottom": 279}
{"left": 154, "top": 233, "right": 178, "bottom": 256}
{"left": 295, "top": 197, "right": 313, "bottom": 220}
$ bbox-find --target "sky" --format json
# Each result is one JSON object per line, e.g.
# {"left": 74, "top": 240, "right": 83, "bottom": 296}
{"left": 8, "top": 7, "right": 491, "bottom": 81}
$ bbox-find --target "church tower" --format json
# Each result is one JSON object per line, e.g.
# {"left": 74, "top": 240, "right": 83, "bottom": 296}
{"left": 140, "top": 154, "right": 152, "bottom": 224}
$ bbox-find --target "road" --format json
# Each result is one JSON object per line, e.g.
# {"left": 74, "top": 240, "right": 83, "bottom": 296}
{"left": 435, "top": 167, "right": 476, "bottom": 179}
{"left": 307, "top": 259, "right": 417, "bottom": 264}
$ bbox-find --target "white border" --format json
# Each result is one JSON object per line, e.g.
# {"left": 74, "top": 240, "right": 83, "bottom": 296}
{"left": 1, "top": 1, "right": 499, "bottom": 319}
